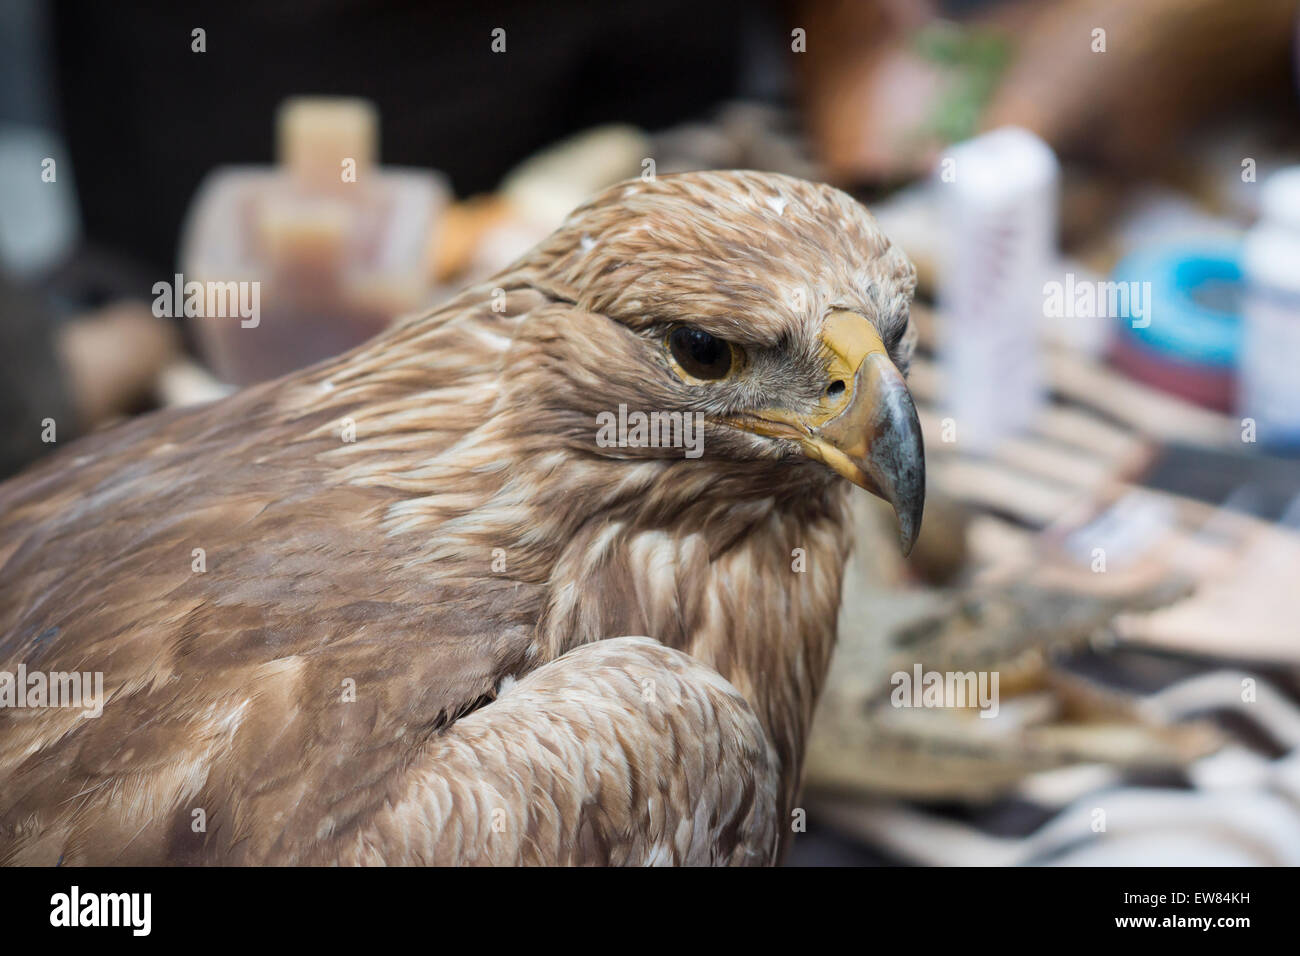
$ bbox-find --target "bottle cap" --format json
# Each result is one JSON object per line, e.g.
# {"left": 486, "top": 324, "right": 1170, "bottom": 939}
{"left": 276, "top": 97, "right": 378, "bottom": 187}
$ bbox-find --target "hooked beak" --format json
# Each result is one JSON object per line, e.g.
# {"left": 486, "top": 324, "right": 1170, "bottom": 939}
{"left": 729, "top": 310, "right": 926, "bottom": 555}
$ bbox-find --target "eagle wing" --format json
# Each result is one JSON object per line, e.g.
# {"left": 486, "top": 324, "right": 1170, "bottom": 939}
{"left": 0, "top": 291, "right": 544, "bottom": 864}
{"left": 331, "top": 637, "right": 780, "bottom": 866}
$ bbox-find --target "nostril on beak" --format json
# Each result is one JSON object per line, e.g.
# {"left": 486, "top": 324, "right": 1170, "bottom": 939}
{"left": 826, "top": 380, "right": 846, "bottom": 399}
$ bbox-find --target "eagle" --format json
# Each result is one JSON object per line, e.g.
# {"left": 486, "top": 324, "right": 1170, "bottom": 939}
{"left": 0, "top": 170, "right": 923, "bottom": 865}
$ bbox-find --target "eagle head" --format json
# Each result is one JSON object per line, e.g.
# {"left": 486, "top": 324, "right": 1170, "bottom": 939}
{"left": 512, "top": 169, "right": 925, "bottom": 553}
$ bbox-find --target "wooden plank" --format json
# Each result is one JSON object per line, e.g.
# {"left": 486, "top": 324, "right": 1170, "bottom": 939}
{"left": 992, "top": 435, "right": 1114, "bottom": 494}
{"left": 1046, "top": 349, "right": 1237, "bottom": 449}
{"left": 1031, "top": 404, "right": 1149, "bottom": 470}
{"left": 930, "top": 457, "right": 1083, "bottom": 527}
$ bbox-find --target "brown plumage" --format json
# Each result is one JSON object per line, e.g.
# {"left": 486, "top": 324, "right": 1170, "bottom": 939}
{"left": 0, "top": 170, "right": 920, "bottom": 865}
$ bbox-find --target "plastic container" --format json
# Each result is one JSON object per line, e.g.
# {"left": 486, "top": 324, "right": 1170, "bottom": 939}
{"left": 936, "top": 127, "right": 1057, "bottom": 453}
{"left": 179, "top": 97, "right": 448, "bottom": 384}
{"left": 1239, "top": 166, "right": 1300, "bottom": 449}
{"left": 1108, "top": 245, "right": 1241, "bottom": 412}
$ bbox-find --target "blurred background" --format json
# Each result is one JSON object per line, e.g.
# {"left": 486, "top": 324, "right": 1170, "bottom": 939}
{"left": 3, "top": 0, "right": 1300, "bottom": 865}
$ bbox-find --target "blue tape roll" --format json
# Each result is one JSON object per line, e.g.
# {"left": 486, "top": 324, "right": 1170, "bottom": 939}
{"left": 1111, "top": 244, "right": 1242, "bottom": 370}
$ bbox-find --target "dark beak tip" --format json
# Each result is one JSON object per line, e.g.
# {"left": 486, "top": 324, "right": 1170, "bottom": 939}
{"left": 896, "top": 506, "right": 922, "bottom": 558}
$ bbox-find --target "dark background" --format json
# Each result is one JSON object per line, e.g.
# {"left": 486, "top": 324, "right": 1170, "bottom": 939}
{"left": 49, "top": 0, "right": 765, "bottom": 277}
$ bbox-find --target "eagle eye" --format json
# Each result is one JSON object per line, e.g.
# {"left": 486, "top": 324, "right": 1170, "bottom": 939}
{"left": 667, "top": 327, "right": 737, "bottom": 381}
